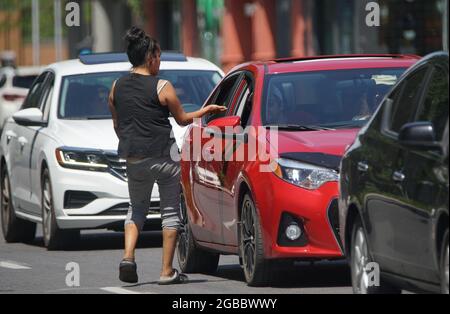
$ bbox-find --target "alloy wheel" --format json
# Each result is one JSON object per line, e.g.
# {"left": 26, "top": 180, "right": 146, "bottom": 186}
{"left": 352, "top": 227, "right": 371, "bottom": 294}
{"left": 445, "top": 241, "right": 449, "bottom": 294}
{"left": 178, "top": 193, "right": 189, "bottom": 266}
{"left": 241, "top": 199, "right": 256, "bottom": 278}
{"left": 1, "top": 173, "right": 10, "bottom": 233}
{"left": 42, "top": 177, "right": 53, "bottom": 244}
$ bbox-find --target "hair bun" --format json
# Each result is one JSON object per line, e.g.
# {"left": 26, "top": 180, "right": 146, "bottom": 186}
{"left": 125, "top": 26, "right": 146, "bottom": 44}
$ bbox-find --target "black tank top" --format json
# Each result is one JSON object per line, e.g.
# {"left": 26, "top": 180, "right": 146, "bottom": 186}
{"left": 113, "top": 73, "right": 174, "bottom": 159}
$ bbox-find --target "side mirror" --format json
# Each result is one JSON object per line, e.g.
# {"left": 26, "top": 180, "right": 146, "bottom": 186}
{"left": 205, "top": 116, "right": 247, "bottom": 142}
{"left": 12, "top": 108, "right": 45, "bottom": 127}
{"left": 207, "top": 116, "right": 241, "bottom": 130}
{"left": 399, "top": 122, "right": 442, "bottom": 151}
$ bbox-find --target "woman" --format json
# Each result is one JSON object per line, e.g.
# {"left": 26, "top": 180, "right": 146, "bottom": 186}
{"left": 109, "top": 26, "right": 226, "bottom": 285}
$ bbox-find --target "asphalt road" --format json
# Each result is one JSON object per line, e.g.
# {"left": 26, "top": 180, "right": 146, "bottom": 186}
{"left": 0, "top": 225, "right": 352, "bottom": 294}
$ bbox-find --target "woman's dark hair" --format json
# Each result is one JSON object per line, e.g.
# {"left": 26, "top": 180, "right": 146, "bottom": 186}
{"left": 125, "top": 26, "right": 160, "bottom": 68}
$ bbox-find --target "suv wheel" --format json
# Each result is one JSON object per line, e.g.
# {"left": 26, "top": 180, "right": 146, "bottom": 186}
{"left": 41, "top": 168, "right": 79, "bottom": 250}
{"left": 1, "top": 166, "right": 36, "bottom": 243}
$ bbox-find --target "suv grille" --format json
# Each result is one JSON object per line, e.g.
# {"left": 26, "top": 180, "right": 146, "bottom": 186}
{"left": 104, "top": 153, "right": 127, "bottom": 181}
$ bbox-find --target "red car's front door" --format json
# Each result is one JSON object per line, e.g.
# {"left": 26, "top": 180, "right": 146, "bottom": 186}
{"left": 218, "top": 72, "right": 256, "bottom": 246}
{"left": 190, "top": 73, "right": 242, "bottom": 244}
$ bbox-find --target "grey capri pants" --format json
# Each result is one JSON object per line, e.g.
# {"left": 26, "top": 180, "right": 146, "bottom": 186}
{"left": 125, "top": 156, "right": 181, "bottom": 231}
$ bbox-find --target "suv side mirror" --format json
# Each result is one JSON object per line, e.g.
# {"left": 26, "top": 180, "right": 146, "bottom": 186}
{"left": 399, "top": 122, "right": 442, "bottom": 151}
{"left": 13, "top": 108, "right": 45, "bottom": 127}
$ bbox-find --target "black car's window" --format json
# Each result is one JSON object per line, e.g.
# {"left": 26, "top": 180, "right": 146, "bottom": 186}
{"left": 262, "top": 68, "right": 407, "bottom": 129}
{"left": 389, "top": 67, "right": 429, "bottom": 133}
{"left": 21, "top": 72, "right": 49, "bottom": 110}
{"left": 204, "top": 73, "right": 241, "bottom": 124}
{"left": 416, "top": 66, "right": 449, "bottom": 141}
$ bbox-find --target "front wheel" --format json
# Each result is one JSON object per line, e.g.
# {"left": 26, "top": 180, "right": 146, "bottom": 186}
{"left": 440, "top": 230, "right": 449, "bottom": 294}
{"left": 240, "top": 194, "right": 274, "bottom": 287}
{"left": 350, "top": 218, "right": 401, "bottom": 294}
{"left": 1, "top": 166, "right": 36, "bottom": 243}
{"left": 177, "top": 192, "right": 220, "bottom": 274}
{"left": 41, "top": 168, "right": 79, "bottom": 250}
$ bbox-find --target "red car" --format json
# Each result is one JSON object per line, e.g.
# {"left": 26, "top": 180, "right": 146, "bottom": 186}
{"left": 177, "top": 55, "right": 420, "bottom": 286}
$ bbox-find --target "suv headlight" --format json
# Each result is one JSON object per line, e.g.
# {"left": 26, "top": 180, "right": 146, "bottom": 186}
{"left": 273, "top": 158, "right": 339, "bottom": 190}
{"left": 56, "top": 147, "right": 109, "bottom": 171}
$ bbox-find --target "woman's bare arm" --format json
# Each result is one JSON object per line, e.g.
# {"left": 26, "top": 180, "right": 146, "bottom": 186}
{"left": 159, "top": 81, "right": 226, "bottom": 126}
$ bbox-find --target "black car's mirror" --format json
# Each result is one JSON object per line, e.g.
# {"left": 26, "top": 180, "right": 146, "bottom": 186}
{"left": 399, "top": 122, "right": 442, "bottom": 151}
{"left": 12, "top": 108, "right": 45, "bottom": 127}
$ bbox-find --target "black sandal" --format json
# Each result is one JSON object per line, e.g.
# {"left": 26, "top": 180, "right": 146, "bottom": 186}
{"left": 158, "top": 269, "right": 189, "bottom": 285}
{"left": 119, "top": 259, "right": 138, "bottom": 284}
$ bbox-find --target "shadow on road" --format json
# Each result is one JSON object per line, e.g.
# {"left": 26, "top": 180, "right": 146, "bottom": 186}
{"left": 214, "top": 261, "right": 351, "bottom": 289}
{"left": 28, "top": 230, "right": 163, "bottom": 251}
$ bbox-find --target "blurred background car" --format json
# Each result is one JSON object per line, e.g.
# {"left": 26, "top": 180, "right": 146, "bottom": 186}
{"left": 178, "top": 54, "right": 419, "bottom": 286}
{"left": 0, "top": 52, "right": 223, "bottom": 250}
{"left": 339, "top": 52, "right": 449, "bottom": 294}
{"left": 0, "top": 66, "right": 42, "bottom": 131}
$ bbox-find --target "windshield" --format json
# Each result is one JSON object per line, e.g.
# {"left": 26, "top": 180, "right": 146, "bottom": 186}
{"left": 263, "top": 68, "right": 407, "bottom": 129}
{"left": 59, "top": 70, "right": 222, "bottom": 119}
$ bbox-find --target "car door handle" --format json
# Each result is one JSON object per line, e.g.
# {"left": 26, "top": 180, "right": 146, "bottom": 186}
{"left": 18, "top": 137, "right": 28, "bottom": 147}
{"left": 392, "top": 171, "right": 406, "bottom": 183}
{"left": 357, "top": 162, "right": 369, "bottom": 173}
{"left": 5, "top": 130, "right": 17, "bottom": 143}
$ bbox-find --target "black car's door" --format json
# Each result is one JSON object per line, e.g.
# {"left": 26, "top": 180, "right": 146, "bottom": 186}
{"left": 392, "top": 63, "right": 449, "bottom": 282}
{"left": 364, "top": 65, "right": 431, "bottom": 274}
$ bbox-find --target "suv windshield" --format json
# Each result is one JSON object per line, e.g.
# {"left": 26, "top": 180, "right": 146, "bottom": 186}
{"left": 263, "top": 68, "right": 407, "bottom": 129}
{"left": 59, "top": 70, "right": 222, "bottom": 119}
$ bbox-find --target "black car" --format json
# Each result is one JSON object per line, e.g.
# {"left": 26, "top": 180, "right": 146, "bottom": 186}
{"left": 339, "top": 52, "right": 449, "bottom": 294}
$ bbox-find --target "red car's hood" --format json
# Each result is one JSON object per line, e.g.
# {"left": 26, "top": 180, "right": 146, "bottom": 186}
{"left": 267, "top": 128, "right": 360, "bottom": 157}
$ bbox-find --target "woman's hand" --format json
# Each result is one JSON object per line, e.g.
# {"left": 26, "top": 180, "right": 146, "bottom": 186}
{"left": 204, "top": 104, "right": 227, "bottom": 115}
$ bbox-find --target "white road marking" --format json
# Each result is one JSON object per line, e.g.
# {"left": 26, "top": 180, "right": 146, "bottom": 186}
{"left": 0, "top": 260, "right": 32, "bottom": 270}
{"left": 101, "top": 287, "right": 148, "bottom": 294}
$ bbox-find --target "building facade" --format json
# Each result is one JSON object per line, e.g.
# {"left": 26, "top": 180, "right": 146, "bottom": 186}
{"left": 143, "top": 0, "right": 448, "bottom": 73}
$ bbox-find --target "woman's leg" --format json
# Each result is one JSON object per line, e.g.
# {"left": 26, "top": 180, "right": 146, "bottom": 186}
{"left": 124, "top": 224, "right": 140, "bottom": 260}
{"left": 161, "top": 229, "right": 178, "bottom": 277}
{"left": 156, "top": 159, "right": 182, "bottom": 277}
{"left": 124, "top": 159, "right": 155, "bottom": 261}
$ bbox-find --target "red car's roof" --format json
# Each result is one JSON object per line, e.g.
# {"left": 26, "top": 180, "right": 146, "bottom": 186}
{"left": 234, "top": 54, "right": 421, "bottom": 75}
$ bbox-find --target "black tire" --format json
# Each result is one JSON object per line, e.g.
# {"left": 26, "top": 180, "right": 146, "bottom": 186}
{"left": 240, "top": 194, "right": 274, "bottom": 287}
{"left": 440, "top": 230, "right": 449, "bottom": 294}
{"left": 41, "top": 168, "right": 80, "bottom": 251}
{"left": 1, "top": 165, "right": 36, "bottom": 243}
{"left": 350, "top": 217, "right": 401, "bottom": 294}
{"left": 177, "top": 192, "right": 220, "bottom": 274}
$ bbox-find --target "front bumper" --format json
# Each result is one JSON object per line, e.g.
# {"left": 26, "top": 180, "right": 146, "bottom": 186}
{"left": 50, "top": 164, "right": 161, "bottom": 230}
{"left": 253, "top": 174, "right": 343, "bottom": 260}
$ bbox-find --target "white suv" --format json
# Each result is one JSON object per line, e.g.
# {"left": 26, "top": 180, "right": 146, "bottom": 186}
{"left": 0, "top": 53, "right": 223, "bottom": 250}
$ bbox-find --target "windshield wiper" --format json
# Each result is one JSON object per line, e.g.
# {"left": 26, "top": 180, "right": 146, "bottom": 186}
{"left": 265, "top": 124, "right": 334, "bottom": 131}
